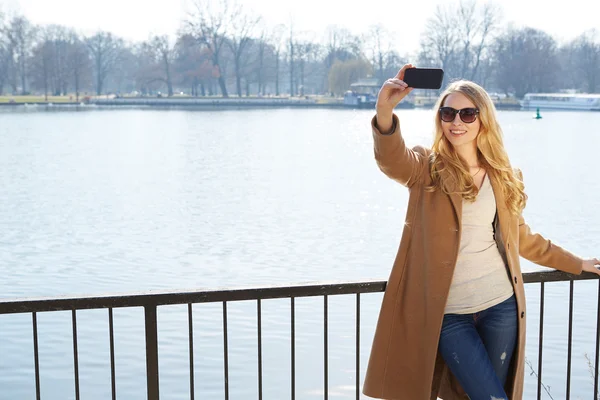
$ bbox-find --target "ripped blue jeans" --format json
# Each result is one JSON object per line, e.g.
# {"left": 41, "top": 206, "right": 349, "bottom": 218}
{"left": 438, "top": 294, "right": 518, "bottom": 400}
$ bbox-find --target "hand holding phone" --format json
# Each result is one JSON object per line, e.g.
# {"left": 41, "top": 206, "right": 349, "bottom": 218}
{"left": 375, "top": 64, "right": 417, "bottom": 132}
{"left": 376, "top": 64, "right": 415, "bottom": 114}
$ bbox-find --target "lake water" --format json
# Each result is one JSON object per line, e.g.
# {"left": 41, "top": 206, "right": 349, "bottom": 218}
{"left": 1, "top": 106, "right": 599, "bottom": 400}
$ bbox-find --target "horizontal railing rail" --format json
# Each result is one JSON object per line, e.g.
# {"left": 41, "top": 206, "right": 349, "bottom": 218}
{"left": 1, "top": 269, "right": 599, "bottom": 400}
{"left": 0, "top": 280, "right": 386, "bottom": 314}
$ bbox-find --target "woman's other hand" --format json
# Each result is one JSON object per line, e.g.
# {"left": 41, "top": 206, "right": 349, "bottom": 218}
{"left": 582, "top": 258, "right": 600, "bottom": 276}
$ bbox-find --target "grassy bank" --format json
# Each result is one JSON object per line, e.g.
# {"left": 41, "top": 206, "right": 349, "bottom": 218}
{"left": 0, "top": 95, "right": 81, "bottom": 103}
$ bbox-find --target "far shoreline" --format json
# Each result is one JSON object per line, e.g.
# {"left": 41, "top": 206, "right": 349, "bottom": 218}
{"left": 0, "top": 96, "right": 523, "bottom": 111}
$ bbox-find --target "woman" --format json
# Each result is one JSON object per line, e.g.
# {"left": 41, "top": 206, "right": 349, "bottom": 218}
{"left": 362, "top": 64, "right": 600, "bottom": 400}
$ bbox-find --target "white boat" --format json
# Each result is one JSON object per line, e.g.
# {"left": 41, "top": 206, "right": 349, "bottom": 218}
{"left": 520, "top": 93, "right": 600, "bottom": 111}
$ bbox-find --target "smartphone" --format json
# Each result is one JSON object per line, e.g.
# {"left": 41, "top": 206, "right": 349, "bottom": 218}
{"left": 403, "top": 68, "right": 444, "bottom": 89}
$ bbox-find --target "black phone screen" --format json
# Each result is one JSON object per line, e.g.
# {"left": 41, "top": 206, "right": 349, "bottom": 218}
{"left": 403, "top": 68, "right": 444, "bottom": 89}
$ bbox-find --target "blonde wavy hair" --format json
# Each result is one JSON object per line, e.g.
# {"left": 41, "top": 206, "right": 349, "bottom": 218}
{"left": 426, "top": 80, "right": 527, "bottom": 215}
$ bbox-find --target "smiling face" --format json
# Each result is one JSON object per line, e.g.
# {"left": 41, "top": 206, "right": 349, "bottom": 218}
{"left": 440, "top": 92, "right": 481, "bottom": 151}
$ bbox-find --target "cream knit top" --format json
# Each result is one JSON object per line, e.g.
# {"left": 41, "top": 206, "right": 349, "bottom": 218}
{"left": 444, "top": 174, "right": 514, "bottom": 314}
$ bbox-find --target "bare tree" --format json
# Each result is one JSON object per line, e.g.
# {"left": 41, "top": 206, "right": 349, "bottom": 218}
{"left": 419, "top": 4, "right": 460, "bottom": 85}
{"left": 35, "top": 25, "right": 74, "bottom": 96}
{"left": 106, "top": 45, "right": 137, "bottom": 95}
{"left": 366, "top": 24, "right": 392, "bottom": 84}
{"left": 0, "top": 20, "right": 10, "bottom": 94}
{"left": 384, "top": 51, "right": 405, "bottom": 75}
{"left": 227, "top": 5, "right": 260, "bottom": 97}
{"left": 173, "top": 34, "right": 215, "bottom": 96}
{"left": 155, "top": 35, "right": 176, "bottom": 96}
{"left": 5, "top": 16, "right": 36, "bottom": 94}
{"left": 565, "top": 30, "right": 600, "bottom": 92}
{"left": 30, "top": 27, "right": 55, "bottom": 99}
{"left": 419, "top": 1, "right": 501, "bottom": 85}
{"left": 475, "top": 56, "right": 495, "bottom": 88}
{"left": 362, "top": 25, "right": 409, "bottom": 85}
{"left": 187, "top": 0, "right": 234, "bottom": 97}
{"left": 66, "top": 32, "right": 92, "bottom": 101}
{"left": 86, "top": 31, "right": 124, "bottom": 95}
{"left": 50, "top": 26, "right": 69, "bottom": 95}
{"left": 0, "top": 46, "right": 8, "bottom": 94}
{"left": 492, "top": 27, "right": 560, "bottom": 97}
{"left": 268, "top": 24, "right": 286, "bottom": 96}
{"left": 0, "top": 13, "right": 18, "bottom": 94}
{"left": 246, "top": 24, "right": 284, "bottom": 96}
{"left": 294, "top": 35, "right": 321, "bottom": 96}
{"left": 322, "top": 26, "right": 363, "bottom": 94}
{"left": 324, "top": 26, "right": 360, "bottom": 68}
{"left": 288, "top": 22, "right": 296, "bottom": 96}
{"left": 141, "top": 35, "right": 177, "bottom": 96}
{"left": 130, "top": 42, "right": 158, "bottom": 94}
{"left": 0, "top": 9, "right": 8, "bottom": 94}
{"left": 456, "top": 1, "right": 501, "bottom": 80}
{"left": 237, "top": 39, "right": 259, "bottom": 96}
{"left": 295, "top": 39, "right": 307, "bottom": 96}
{"left": 254, "top": 28, "right": 269, "bottom": 95}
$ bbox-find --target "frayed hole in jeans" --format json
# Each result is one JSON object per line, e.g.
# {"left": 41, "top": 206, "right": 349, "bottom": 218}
{"left": 452, "top": 352, "right": 460, "bottom": 364}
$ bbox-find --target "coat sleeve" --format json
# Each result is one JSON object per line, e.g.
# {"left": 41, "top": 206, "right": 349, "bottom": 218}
{"left": 518, "top": 215, "right": 583, "bottom": 275}
{"left": 371, "top": 113, "right": 426, "bottom": 188}
{"left": 516, "top": 169, "right": 583, "bottom": 275}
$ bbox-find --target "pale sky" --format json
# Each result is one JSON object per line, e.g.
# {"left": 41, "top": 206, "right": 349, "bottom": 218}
{"left": 5, "top": 0, "right": 599, "bottom": 55}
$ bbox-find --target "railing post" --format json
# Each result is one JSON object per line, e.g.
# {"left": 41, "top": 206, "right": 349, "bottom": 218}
{"left": 145, "top": 305, "right": 159, "bottom": 400}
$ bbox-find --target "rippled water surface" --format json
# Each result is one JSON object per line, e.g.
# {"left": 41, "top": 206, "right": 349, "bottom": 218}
{"left": 1, "top": 107, "right": 599, "bottom": 399}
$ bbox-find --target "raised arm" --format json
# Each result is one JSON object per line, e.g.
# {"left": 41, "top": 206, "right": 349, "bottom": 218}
{"left": 372, "top": 64, "right": 426, "bottom": 188}
{"left": 372, "top": 114, "right": 426, "bottom": 187}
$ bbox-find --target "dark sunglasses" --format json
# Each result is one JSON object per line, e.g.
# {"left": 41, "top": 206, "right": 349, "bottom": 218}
{"left": 439, "top": 107, "right": 479, "bottom": 123}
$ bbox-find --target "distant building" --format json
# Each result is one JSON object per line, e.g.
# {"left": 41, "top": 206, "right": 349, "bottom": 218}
{"left": 343, "top": 78, "right": 414, "bottom": 109}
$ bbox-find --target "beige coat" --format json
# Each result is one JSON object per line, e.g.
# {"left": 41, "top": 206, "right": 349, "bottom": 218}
{"left": 362, "top": 114, "right": 583, "bottom": 400}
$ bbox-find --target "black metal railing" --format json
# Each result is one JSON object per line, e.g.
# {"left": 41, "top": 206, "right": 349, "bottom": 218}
{"left": 1, "top": 270, "right": 599, "bottom": 400}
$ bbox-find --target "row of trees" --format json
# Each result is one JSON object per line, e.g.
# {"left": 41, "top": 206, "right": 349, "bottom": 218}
{"left": 1, "top": 0, "right": 599, "bottom": 99}
{"left": 418, "top": 3, "right": 600, "bottom": 96}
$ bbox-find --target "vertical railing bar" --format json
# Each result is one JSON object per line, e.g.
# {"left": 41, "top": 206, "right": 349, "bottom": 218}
{"left": 72, "top": 310, "right": 80, "bottom": 400}
{"left": 188, "top": 304, "right": 195, "bottom": 400}
{"left": 257, "top": 299, "right": 263, "bottom": 400}
{"left": 32, "top": 312, "right": 41, "bottom": 400}
{"left": 566, "top": 280, "right": 574, "bottom": 400}
{"left": 144, "top": 305, "right": 160, "bottom": 400}
{"left": 595, "top": 279, "right": 600, "bottom": 399}
{"left": 356, "top": 293, "right": 360, "bottom": 400}
{"left": 291, "top": 297, "right": 295, "bottom": 400}
{"left": 537, "top": 282, "right": 545, "bottom": 400}
{"left": 223, "top": 301, "right": 229, "bottom": 400}
{"left": 109, "top": 308, "right": 116, "bottom": 400}
{"left": 324, "top": 295, "right": 329, "bottom": 400}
